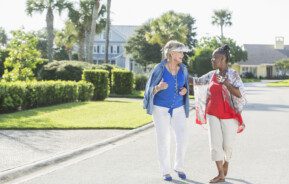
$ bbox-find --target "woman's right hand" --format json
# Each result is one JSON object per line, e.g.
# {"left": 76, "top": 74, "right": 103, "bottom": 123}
{"left": 157, "top": 78, "right": 168, "bottom": 91}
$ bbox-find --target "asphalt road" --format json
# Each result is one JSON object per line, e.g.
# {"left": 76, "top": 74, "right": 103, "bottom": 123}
{"left": 12, "top": 85, "right": 289, "bottom": 184}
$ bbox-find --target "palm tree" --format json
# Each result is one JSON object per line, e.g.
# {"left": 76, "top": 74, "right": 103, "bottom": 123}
{"left": 104, "top": 0, "right": 111, "bottom": 63}
{"left": 87, "top": 0, "right": 100, "bottom": 63}
{"left": 211, "top": 9, "right": 232, "bottom": 38}
{"left": 26, "top": 0, "right": 72, "bottom": 62}
{"left": 68, "top": 0, "right": 106, "bottom": 62}
{"left": 146, "top": 11, "right": 193, "bottom": 47}
{"left": 55, "top": 21, "right": 78, "bottom": 60}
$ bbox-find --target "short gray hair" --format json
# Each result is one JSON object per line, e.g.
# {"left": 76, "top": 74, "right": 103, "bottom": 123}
{"left": 162, "top": 40, "right": 190, "bottom": 59}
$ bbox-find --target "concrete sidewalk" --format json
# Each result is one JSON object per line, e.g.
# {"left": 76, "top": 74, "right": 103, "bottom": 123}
{"left": 0, "top": 129, "right": 128, "bottom": 173}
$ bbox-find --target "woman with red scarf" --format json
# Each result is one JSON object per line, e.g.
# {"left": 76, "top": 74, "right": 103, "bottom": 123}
{"left": 192, "top": 45, "right": 246, "bottom": 183}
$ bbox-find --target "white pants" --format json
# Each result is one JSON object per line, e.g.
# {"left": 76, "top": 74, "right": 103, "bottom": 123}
{"left": 207, "top": 114, "right": 238, "bottom": 162}
{"left": 152, "top": 105, "right": 188, "bottom": 175}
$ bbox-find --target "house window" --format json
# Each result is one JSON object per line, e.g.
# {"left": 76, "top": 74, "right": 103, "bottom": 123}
{"left": 114, "top": 45, "right": 118, "bottom": 54}
{"left": 111, "top": 60, "right": 116, "bottom": 65}
{"left": 242, "top": 66, "right": 257, "bottom": 77}
{"left": 93, "top": 46, "right": 97, "bottom": 53}
{"left": 101, "top": 45, "right": 105, "bottom": 53}
{"left": 110, "top": 46, "right": 113, "bottom": 53}
{"left": 129, "top": 60, "right": 134, "bottom": 71}
{"left": 242, "top": 67, "right": 248, "bottom": 72}
{"left": 97, "top": 46, "right": 100, "bottom": 53}
{"left": 117, "top": 46, "right": 120, "bottom": 53}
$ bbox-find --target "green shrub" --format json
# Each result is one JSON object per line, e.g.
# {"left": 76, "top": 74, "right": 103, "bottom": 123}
{"left": 134, "top": 75, "right": 148, "bottom": 90}
{"left": 0, "top": 82, "right": 26, "bottom": 113}
{"left": 39, "top": 60, "right": 98, "bottom": 81}
{"left": 98, "top": 64, "right": 121, "bottom": 89}
{"left": 112, "top": 69, "right": 134, "bottom": 95}
{"left": 77, "top": 81, "right": 94, "bottom": 102}
{"left": 23, "top": 81, "right": 78, "bottom": 108}
{"left": 2, "top": 30, "right": 44, "bottom": 82}
{"left": 34, "top": 59, "right": 48, "bottom": 79}
{"left": 0, "top": 81, "right": 94, "bottom": 113}
{"left": 82, "top": 69, "right": 109, "bottom": 100}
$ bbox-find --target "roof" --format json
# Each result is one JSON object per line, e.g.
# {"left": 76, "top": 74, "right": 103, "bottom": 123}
{"left": 111, "top": 25, "right": 139, "bottom": 40}
{"left": 239, "top": 44, "right": 289, "bottom": 65}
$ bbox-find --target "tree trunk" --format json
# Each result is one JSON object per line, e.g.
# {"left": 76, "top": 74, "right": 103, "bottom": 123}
{"left": 87, "top": 0, "right": 100, "bottom": 63}
{"left": 220, "top": 24, "right": 224, "bottom": 38}
{"left": 46, "top": 7, "right": 54, "bottom": 62}
{"left": 85, "top": 29, "right": 90, "bottom": 62}
{"left": 78, "top": 34, "right": 85, "bottom": 61}
{"left": 105, "top": 0, "right": 111, "bottom": 63}
{"left": 67, "top": 48, "right": 72, "bottom": 61}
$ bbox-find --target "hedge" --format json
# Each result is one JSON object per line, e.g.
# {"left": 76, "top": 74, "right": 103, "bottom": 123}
{"left": 0, "top": 81, "right": 94, "bottom": 113}
{"left": 98, "top": 64, "right": 121, "bottom": 90}
{"left": 39, "top": 60, "right": 98, "bottom": 81}
{"left": 82, "top": 69, "right": 109, "bottom": 101}
{"left": 111, "top": 69, "right": 134, "bottom": 95}
{"left": 0, "top": 82, "right": 26, "bottom": 112}
{"left": 134, "top": 75, "right": 148, "bottom": 90}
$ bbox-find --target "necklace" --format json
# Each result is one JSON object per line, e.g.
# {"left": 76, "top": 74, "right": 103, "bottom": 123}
{"left": 217, "top": 68, "right": 228, "bottom": 76}
{"left": 167, "top": 63, "right": 179, "bottom": 94}
{"left": 167, "top": 63, "right": 178, "bottom": 75}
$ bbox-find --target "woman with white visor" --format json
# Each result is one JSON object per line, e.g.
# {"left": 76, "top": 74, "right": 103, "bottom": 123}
{"left": 143, "top": 40, "right": 191, "bottom": 181}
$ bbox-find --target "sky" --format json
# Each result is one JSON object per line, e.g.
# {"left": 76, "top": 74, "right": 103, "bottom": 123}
{"left": 1, "top": 0, "right": 289, "bottom": 45}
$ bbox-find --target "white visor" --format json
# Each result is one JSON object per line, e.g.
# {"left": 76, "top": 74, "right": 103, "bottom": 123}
{"left": 170, "top": 45, "right": 191, "bottom": 52}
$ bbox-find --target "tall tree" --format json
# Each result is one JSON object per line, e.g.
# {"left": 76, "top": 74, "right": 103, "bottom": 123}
{"left": 275, "top": 59, "right": 289, "bottom": 77}
{"left": 197, "top": 36, "right": 247, "bottom": 64}
{"left": 32, "top": 28, "right": 48, "bottom": 59}
{"left": 68, "top": 0, "right": 106, "bottom": 62}
{"left": 104, "top": 0, "right": 111, "bottom": 63}
{"left": 87, "top": 0, "right": 100, "bottom": 63}
{"left": 126, "top": 11, "right": 197, "bottom": 71}
{"left": 145, "top": 11, "right": 197, "bottom": 48}
{"left": 0, "top": 27, "right": 8, "bottom": 47}
{"left": 26, "top": 0, "right": 72, "bottom": 62}
{"left": 55, "top": 21, "right": 78, "bottom": 60}
{"left": 125, "top": 23, "right": 162, "bottom": 72}
{"left": 189, "top": 48, "right": 213, "bottom": 76}
{"left": 211, "top": 9, "right": 232, "bottom": 38}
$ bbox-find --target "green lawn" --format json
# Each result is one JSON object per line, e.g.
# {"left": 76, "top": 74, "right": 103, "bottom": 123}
{"left": 267, "top": 79, "right": 289, "bottom": 87}
{"left": 242, "top": 78, "right": 261, "bottom": 83}
{"left": 0, "top": 99, "right": 152, "bottom": 129}
{"left": 109, "top": 90, "right": 144, "bottom": 99}
{"left": 110, "top": 90, "right": 194, "bottom": 99}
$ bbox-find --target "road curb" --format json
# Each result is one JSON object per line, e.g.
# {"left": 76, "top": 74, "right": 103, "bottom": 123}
{"left": 0, "top": 122, "right": 154, "bottom": 183}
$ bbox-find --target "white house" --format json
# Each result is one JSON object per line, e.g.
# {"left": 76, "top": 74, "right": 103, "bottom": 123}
{"left": 93, "top": 25, "right": 144, "bottom": 73}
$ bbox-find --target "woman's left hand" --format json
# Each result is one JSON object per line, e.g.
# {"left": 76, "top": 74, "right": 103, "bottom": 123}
{"left": 179, "top": 87, "right": 187, "bottom": 96}
{"left": 216, "top": 75, "right": 226, "bottom": 84}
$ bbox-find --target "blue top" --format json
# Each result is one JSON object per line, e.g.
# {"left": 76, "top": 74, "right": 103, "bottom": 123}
{"left": 143, "top": 59, "right": 190, "bottom": 118}
{"left": 153, "top": 66, "right": 185, "bottom": 116}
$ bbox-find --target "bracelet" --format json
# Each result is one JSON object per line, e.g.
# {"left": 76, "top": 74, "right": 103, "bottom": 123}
{"left": 154, "top": 86, "right": 160, "bottom": 93}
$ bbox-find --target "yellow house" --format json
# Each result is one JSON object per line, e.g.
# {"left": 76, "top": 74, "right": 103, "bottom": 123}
{"left": 233, "top": 37, "right": 289, "bottom": 78}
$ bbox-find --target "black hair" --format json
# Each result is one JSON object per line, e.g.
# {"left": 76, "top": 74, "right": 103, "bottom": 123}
{"left": 215, "top": 44, "right": 230, "bottom": 63}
